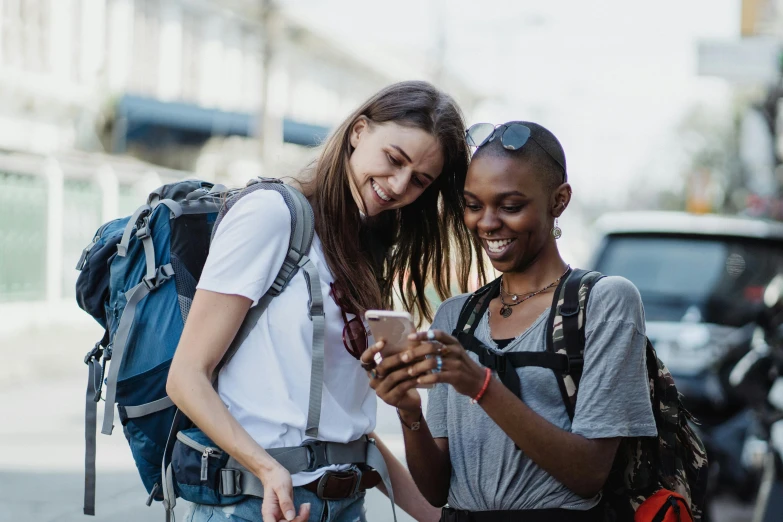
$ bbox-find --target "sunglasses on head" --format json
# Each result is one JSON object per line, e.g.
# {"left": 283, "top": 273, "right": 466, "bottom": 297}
{"left": 465, "top": 122, "right": 567, "bottom": 180}
{"left": 329, "top": 282, "right": 369, "bottom": 360}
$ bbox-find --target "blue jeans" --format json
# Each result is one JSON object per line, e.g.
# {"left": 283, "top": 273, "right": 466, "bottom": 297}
{"left": 184, "top": 487, "right": 367, "bottom": 522}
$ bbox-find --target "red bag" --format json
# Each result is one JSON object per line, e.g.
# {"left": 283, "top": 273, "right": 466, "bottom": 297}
{"left": 634, "top": 489, "right": 693, "bottom": 522}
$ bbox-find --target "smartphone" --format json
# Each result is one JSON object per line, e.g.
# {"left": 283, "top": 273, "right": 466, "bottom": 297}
{"left": 365, "top": 310, "right": 433, "bottom": 389}
{"left": 365, "top": 310, "right": 415, "bottom": 356}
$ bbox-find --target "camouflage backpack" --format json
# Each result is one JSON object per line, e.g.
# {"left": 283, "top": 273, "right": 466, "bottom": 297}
{"left": 453, "top": 268, "right": 709, "bottom": 521}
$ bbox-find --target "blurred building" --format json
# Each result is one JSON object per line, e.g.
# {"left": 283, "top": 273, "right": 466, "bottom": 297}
{"left": 698, "top": 0, "right": 783, "bottom": 219}
{"left": 0, "top": 0, "right": 479, "bottom": 327}
{"left": 0, "top": 0, "right": 422, "bottom": 178}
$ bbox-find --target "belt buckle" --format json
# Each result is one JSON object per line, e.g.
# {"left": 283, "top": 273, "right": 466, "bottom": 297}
{"left": 316, "top": 470, "right": 361, "bottom": 500}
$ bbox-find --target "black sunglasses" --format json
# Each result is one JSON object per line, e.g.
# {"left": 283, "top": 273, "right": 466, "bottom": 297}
{"left": 466, "top": 122, "right": 567, "bottom": 179}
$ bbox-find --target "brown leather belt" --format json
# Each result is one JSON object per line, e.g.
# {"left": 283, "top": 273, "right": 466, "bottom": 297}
{"left": 301, "top": 468, "right": 381, "bottom": 500}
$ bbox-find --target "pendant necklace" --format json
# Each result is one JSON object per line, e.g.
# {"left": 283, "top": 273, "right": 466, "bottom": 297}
{"left": 495, "top": 265, "right": 570, "bottom": 319}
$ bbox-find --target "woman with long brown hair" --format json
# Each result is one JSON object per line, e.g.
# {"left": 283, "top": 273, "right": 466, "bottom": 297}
{"left": 166, "top": 81, "right": 484, "bottom": 522}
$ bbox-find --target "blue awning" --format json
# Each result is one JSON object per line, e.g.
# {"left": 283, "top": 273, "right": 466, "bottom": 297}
{"left": 113, "top": 94, "right": 331, "bottom": 151}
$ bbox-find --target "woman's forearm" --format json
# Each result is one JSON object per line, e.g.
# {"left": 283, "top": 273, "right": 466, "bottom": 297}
{"left": 166, "top": 290, "right": 280, "bottom": 480}
{"left": 397, "top": 409, "right": 452, "bottom": 507}
{"left": 397, "top": 330, "right": 619, "bottom": 499}
{"left": 166, "top": 365, "right": 278, "bottom": 480}
{"left": 478, "top": 378, "right": 618, "bottom": 498}
{"left": 370, "top": 432, "right": 442, "bottom": 521}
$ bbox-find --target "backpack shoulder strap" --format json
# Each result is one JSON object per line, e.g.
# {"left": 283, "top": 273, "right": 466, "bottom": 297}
{"left": 546, "top": 268, "right": 604, "bottom": 420}
{"left": 453, "top": 277, "right": 501, "bottom": 336}
{"left": 213, "top": 180, "right": 323, "bottom": 437}
{"left": 452, "top": 278, "right": 501, "bottom": 358}
{"left": 162, "top": 181, "right": 321, "bottom": 520}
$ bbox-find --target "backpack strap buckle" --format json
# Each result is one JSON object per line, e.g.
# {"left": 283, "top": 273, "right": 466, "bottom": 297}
{"left": 478, "top": 349, "right": 506, "bottom": 373}
{"left": 566, "top": 354, "right": 584, "bottom": 373}
{"left": 135, "top": 223, "right": 150, "bottom": 240}
{"left": 84, "top": 342, "right": 103, "bottom": 365}
{"left": 219, "top": 468, "right": 243, "bottom": 497}
{"left": 142, "top": 264, "right": 174, "bottom": 291}
{"left": 134, "top": 211, "right": 152, "bottom": 240}
{"left": 302, "top": 439, "right": 330, "bottom": 472}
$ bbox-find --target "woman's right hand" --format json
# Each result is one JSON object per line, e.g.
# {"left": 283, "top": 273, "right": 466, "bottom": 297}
{"left": 361, "top": 340, "right": 422, "bottom": 414}
{"left": 258, "top": 463, "right": 311, "bottom": 522}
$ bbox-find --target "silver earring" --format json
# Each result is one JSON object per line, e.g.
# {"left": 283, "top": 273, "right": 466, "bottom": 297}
{"left": 552, "top": 218, "right": 562, "bottom": 239}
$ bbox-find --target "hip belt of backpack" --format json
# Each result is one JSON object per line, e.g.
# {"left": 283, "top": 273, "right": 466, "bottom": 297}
{"left": 173, "top": 428, "right": 387, "bottom": 500}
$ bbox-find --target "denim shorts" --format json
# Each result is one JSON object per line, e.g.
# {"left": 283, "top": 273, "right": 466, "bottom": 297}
{"left": 184, "top": 487, "right": 367, "bottom": 522}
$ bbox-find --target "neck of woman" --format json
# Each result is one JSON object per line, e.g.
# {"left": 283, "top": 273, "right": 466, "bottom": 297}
{"left": 501, "top": 249, "right": 569, "bottom": 296}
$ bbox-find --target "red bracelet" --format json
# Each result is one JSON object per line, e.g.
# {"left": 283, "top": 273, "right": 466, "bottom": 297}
{"left": 471, "top": 368, "right": 492, "bottom": 404}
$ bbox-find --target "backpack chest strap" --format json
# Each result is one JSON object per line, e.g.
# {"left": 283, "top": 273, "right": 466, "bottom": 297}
{"left": 458, "top": 331, "right": 572, "bottom": 398}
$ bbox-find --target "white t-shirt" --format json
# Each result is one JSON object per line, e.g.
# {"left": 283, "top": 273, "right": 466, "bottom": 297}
{"left": 197, "top": 189, "right": 377, "bottom": 486}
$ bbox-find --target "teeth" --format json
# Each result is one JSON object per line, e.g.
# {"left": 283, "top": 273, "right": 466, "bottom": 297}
{"left": 372, "top": 180, "right": 391, "bottom": 202}
{"left": 487, "top": 239, "right": 514, "bottom": 253}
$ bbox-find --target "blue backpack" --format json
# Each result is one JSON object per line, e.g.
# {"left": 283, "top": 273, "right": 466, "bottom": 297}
{"left": 75, "top": 178, "right": 317, "bottom": 516}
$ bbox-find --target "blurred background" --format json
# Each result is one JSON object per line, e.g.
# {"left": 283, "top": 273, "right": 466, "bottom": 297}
{"left": 3, "top": 0, "right": 783, "bottom": 521}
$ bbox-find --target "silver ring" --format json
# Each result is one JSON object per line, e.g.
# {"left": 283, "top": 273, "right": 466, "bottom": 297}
{"left": 370, "top": 369, "right": 378, "bottom": 379}
{"left": 432, "top": 355, "right": 443, "bottom": 374}
{"left": 427, "top": 330, "right": 436, "bottom": 342}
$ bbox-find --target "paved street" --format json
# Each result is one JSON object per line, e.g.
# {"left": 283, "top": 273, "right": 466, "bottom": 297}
{"left": 0, "top": 322, "right": 753, "bottom": 521}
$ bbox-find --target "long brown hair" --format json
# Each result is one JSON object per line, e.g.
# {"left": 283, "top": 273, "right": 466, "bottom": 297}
{"left": 308, "top": 80, "right": 485, "bottom": 324}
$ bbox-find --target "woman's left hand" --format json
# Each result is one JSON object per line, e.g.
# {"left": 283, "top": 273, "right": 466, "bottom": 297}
{"left": 402, "top": 329, "right": 487, "bottom": 399}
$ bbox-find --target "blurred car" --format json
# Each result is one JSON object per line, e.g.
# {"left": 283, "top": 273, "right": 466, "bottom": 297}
{"left": 588, "top": 211, "right": 783, "bottom": 503}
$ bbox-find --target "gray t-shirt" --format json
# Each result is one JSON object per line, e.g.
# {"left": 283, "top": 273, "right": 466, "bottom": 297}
{"left": 426, "top": 276, "right": 657, "bottom": 511}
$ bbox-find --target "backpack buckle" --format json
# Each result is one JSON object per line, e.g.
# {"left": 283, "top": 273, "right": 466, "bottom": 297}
{"left": 142, "top": 278, "right": 155, "bottom": 291}
{"left": 135, "top": 224, "right": 150, "bottom": 240}
{"left": 301, "top": 439, "right": 329, "bottom": 472}
{"left": 142, "top": 264, "right": 175, "bottom": 291}
{"left": 481, "top": 350, "right": 505, "bottom": 372}
{"left": 219, "top": 469, "right": 243, "bottom": 496}
{"left": 566, "top": 355, "right": 584, "bottom": 372}
{"left": 84, "top": 342, "right": 103, "bottom": 365}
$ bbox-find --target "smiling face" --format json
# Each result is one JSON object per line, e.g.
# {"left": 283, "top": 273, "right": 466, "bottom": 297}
{"left": 348, "top": 119, "right": 444, "bottom": 217}
{"left": 463, "top": 153, "right": 570, "bottom": 273}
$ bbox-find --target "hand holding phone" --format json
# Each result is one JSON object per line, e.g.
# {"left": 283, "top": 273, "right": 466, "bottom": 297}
{"left": 365, "top": 310, "right": 433, "bottom": 388}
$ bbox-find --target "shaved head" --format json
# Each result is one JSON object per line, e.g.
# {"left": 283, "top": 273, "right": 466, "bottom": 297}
{"left": 471, "top": 121, "right": 567, "bottom": 193}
